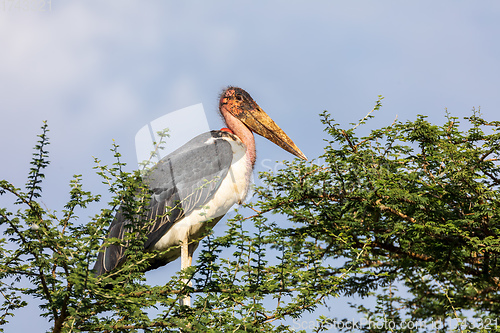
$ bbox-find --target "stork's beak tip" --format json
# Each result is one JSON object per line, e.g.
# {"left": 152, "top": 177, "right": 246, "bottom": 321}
{"left": 292, "top": 149, "right": 307, "bottom": 161}
{"left": 241, "top": 107, "right": 307, "bottom": 162}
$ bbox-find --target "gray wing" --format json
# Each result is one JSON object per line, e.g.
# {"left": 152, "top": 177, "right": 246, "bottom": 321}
{"left": 94, "top": 131, "right": 235, "bottom": 275}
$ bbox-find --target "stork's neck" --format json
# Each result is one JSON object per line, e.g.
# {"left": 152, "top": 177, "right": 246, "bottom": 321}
{"left": 221, "top": 110, "right": 256, "bottom": 167}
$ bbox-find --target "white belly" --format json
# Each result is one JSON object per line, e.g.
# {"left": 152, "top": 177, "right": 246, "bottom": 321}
{"left": 151, "top": 138, "right": 250, "bottom": 261}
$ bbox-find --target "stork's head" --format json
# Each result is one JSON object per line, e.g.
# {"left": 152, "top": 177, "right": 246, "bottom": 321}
{"left": 219, "top": 86, "right": 307, "bottom": 161}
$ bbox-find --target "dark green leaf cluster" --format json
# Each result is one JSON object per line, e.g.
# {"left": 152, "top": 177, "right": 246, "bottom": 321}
{"left": 187, "top": 209, "right": 348, "bottom": 332}
{"left": 254, "top": 102, "right": 500, "bottom": 331}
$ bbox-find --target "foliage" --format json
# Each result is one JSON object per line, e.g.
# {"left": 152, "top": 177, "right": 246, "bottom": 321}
{"left": 1, "top": 101, "right": 500, "bottom": 332}
{"left": 255, "top": 101, "right": 500, "bottom": 332}
{"left": 0, "top": 122, "right": 351, "bottom": 332}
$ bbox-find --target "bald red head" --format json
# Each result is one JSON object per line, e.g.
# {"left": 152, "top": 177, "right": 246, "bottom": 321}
{"left": 218, "top": 86, "right": 307, "bottom": 161}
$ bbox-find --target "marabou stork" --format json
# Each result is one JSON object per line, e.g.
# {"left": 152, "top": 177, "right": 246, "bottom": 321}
{"left": 94, "top": 87, "right": 307, "bottom": 302}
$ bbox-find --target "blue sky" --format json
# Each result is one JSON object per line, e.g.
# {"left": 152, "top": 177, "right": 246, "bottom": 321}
{"left": 1, "top": 1, "right": 500, "bottom": 331}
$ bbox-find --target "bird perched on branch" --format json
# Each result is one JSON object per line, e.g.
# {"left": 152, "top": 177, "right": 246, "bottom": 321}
{"left": 94, "top": 87, "right": 307, "bottom": 303}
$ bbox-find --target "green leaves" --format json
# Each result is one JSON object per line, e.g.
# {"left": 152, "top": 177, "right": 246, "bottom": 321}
{"left": 257, "top": 105, "right": 500, "bottom": 330}
{"left": 2, "top": 106, "right": 500, "bottom": 332}
{"left": 26, "top": 120, "right": 50, "bottom": 202}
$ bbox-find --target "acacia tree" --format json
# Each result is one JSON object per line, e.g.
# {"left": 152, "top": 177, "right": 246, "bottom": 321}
{"left": 1, "top": 100, "right": 499, "bottom": 332}
{"left": 255, "top": 103, "right": 500, "bottom": 332}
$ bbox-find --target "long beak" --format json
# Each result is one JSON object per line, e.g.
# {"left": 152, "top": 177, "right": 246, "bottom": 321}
{"left": 231, "top": 106, "right": 307, "bottom": 161}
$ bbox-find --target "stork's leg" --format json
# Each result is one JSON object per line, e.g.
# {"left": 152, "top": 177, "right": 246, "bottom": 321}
{"left": 180, "top": 235, "right": 193, "bottom": 307}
